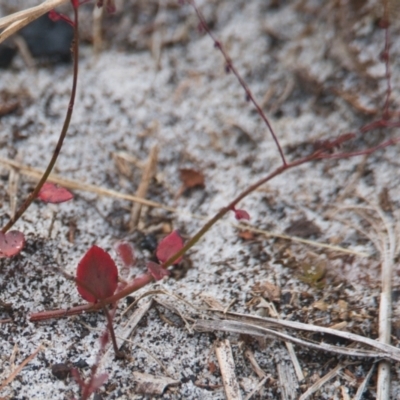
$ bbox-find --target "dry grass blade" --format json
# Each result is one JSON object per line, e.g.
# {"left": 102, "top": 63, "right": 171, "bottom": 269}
{"left": 0, "top": 0, "right": 68, "bottom": 44}
{"left": 244, "top": 376, "right": 267, "bottom": 400}
{"left": 0, "top": 344, "right": 43, "bottom": 393}
{"left": 374, "top": 206, "right": 396, "bottom": 400}
{"left": 129, "top": 145, "right": 158, "bottom": 231}
{"left": 334, "top": 200, "right": 397, "bottom": 399}
{"left": 219, "top": 311, "right": 400, "bottom": 360}
{"left": 0, "top": 156, "right": 369, "bottom": 257}
{"left": 268, "top": 301, "right": 304, "bottom": 382}
{"left": 194, "top": 318, "right": 400, "bottom": 362}
{"left": 354, "top": 364, "right": 376, "bottom": 400}
{"left": 215, "top": 339, "right": 242, "bottom": 400}
{"left": 298, "top": 364, "right": 344, "bottom": 400}
{"left": 7, "top": 168, "right": 19, "bottom": 218}
{"left": 277, "top": 360, "right": 298, "bottom": 400}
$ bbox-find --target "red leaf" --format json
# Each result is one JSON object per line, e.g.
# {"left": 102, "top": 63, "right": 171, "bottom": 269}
{"left": 76, "top": 246, "right": 118, "bottom": 303}
{"left": 147, "top": 261, "right": 170, "bottom": 281}
{"left": 0, "top": 230, "right": 25, "bottom": 258}
{"left": 156, "top": 230, "right": 184, "bottom": 265}
{"left": 48, "top": 10, "right": 74, "bottom": 26}
{"left": 233, "top": 208, "right": 250, "bottom": 221}
{"left": 38, "top": 182, "right": 73, "bottom": 203}
{"left": 114, "top": 241, "right": 135, "bottom": 268}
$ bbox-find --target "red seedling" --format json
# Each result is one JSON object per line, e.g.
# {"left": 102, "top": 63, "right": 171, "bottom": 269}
{"left": 76, "top": 246, "right": 118, "bottom": 303}
{"left": 114, "top": 241, "right": 135, "bottom": 268}
{"left": 147, "top": 261, "right": 170, "bottom": 281}
{"left": 231, "top": 207, "right": 250, "bottom": 221}
{"left": 71, "top": 368, "right": 108, "bottom": 400}
{"left": 156, "top": 230, "right": 184, "bottom": 265}
{"left": 37, "top": 182, "right": 73, "bottom": 203}
{"left": 0, "top": 230, "right": 25, "bottom": 258}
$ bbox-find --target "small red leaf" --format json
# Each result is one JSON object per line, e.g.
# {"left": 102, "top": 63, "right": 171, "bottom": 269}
{"left": 38, "top": 182, "right": 73, "bottom": 203}
{"left": 76, "top": 246, "right": 118, "bottom": 303}
{"left": 156, "top": 230, "right": 184, "bottom": 265}
{"left": 114, "top": 241, "right": 135, "bottom": 268}
{"left": 48, "top": 10, "right": 74, "bottom": 26}
{"left": 0, "top": 230, "right": 25, "bottom": 258}
{"left": 147, "top": 261, "right": 170, "bottom": 281}
{"left": 233, "top": 208, "right": 250, "bottom": 221}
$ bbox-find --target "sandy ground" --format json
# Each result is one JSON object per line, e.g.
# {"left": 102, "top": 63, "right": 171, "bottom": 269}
{"left": 0, "top": 0, "right": 400, "bottom": 399}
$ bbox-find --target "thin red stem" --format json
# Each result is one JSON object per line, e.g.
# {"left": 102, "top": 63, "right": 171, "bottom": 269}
{"left": 2, "top": 4, "right": 79, "bottom": 233}
{"left": 188, "top": 0, "right": 287, "bottom": 167}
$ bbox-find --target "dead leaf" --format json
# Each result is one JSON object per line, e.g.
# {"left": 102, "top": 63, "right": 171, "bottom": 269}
{"left": 179, "top": 168, "right": 205, "bottom": 190}
{"left": 133, "top": 372, "right": 180, "bottom": 395}
{"left": 252, "top": 281, "right": 281, "bottom": 302}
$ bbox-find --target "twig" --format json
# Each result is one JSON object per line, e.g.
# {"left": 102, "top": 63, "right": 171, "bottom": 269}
{"left": 243, "top": 347, "right": 266, "bottom": 379}
{"left": 194, "top": 311, "right": 400, "bottom": 362}
{"left": 354, "top": 364, "right": 375, "bottom": 400}
{"left": 244, "top": 376, "right": 267, "bottom": 400}
{"left": 215, "top": 339, "right": 242, "bottom": 400}
{"left": 7, "top": 167, "right": 19, "bottom": 218}
{"left": 0, "top": 345, "right": 43, "bottom": 392}
{"left": 92, "top": 2, "right": 103, "bottom": 53}
{"left": 268, "top": 301, "right": 304, "bottom": 382}
{"left": 129, "top": 145, "right": 158, "bottom": 231}
{"left": 376, "top": 206, "right": 396, "bottom": 400}
{"left": 220, "top": 311, "right": 400, "bottom": 359}
{"left": 298, "top": 364, "right": 344, "bottom": 400}
{"left": 277, "top": 360, "right": 297, "bottom": 400}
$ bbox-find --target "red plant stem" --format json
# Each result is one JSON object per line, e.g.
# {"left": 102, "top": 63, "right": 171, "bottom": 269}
{"left": 30, "top": 273, "right": 153, "bottom": 321}
{"left": 28, "top": 133, "right": 400, "bottom": 322}
{"left": 102, "top": 305, "right": 123, "bottom": 358}
{"left": 1, "top": 3, "right": 79, "bottom": 233}
{"left": 360, "top": 118, "right": 400, "bottom": 133}
{"left": 317, "top": 137, "right": 400, "bottom": 160}
{"left": 188, "top": 0, "right": 287, "bottom": 167}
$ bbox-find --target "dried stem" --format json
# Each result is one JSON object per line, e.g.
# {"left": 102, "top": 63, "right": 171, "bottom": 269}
{"left": 1, "top": 1, "right": 79, "bottom": 233}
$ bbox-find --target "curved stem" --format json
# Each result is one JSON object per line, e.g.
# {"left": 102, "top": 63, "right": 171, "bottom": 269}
{"left": 2, "top": 4, "right": 79, "bottom": 233}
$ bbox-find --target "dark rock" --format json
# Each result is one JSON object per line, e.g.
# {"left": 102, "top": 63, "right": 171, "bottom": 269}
{"left": 51, "top": 363, "right": 71, "bottom": 380}
{"left": 20, "top": 13, "right": 73, "bottom": 63}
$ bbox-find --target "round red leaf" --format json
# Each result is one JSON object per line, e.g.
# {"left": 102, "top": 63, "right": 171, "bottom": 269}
{"left": 76, "top": 246, "right": 118, "bottom": 303}
{"left": 38, "top": 182, "right": 73, "bottom": 203}
{"left": 0, "top": 230, "right": 25, "bottom": 258}
{"left": 156, "top": 230, "right": 184, "bottom": 265}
